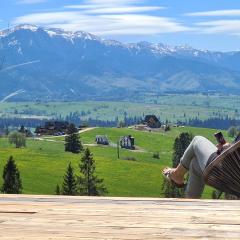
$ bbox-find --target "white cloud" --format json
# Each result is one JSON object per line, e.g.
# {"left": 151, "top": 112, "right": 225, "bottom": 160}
{"left": 196, "top": 20, "right": 240, "bottom": 35}
{"left": 65, "top": 0, "right": 151, "bottom": 9}
{"left": 14, "top": 12, "right": 81, "bottom": 25}
{"left": 86, "top": 0, "right": 142, "bottom": 6}
{"left": 66, "top": 6, "right": 164, "bottom": 14}
{"left": 17, "top": 0, "right": 47, "bottom": 4}
{"left": 13, "top": 11, "right": 190, "bottom": 35}
{"left": 186, "top": 9, "right": 240, "bottom": 17}
{"left": 185, "top": 9, "right": 240, "bottom": 36}
{"left": 12, "top": 0, "right": 190, "bottom": 36}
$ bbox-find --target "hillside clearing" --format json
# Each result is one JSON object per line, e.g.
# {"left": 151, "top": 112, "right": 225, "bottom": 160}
{"left": 0, "top": 127, "right": 231, "bottom": 198}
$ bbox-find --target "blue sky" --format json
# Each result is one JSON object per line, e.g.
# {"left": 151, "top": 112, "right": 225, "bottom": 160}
{"left": 1, "top": 0, "right": 240, "bottom": 51}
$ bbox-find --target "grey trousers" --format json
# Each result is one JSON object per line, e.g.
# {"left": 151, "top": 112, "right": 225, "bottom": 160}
{"left": 180, "top": 136, "right": 217, "bottom": 198}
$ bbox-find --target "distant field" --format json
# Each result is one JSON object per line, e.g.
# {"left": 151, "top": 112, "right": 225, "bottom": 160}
{"left": 0, "top": 126, "right": 232, "bottom": 198}
{"left": 0, "top": 94, "right": 240, "bottom": 123}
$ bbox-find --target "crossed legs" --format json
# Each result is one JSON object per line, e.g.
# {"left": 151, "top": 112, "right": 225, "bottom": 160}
{"left": 163, "top": 136, "right": 217, "bottom": 198}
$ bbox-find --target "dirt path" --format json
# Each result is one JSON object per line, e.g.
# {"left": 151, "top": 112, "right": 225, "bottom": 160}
{"left": 34, "top": 127, "right": 97, "bottom": 142}
{"left": 33, "top": 128, "right": 148, "bottom": 153}
{"left": 79, "top": 127, "right": 98, "bottom": 134}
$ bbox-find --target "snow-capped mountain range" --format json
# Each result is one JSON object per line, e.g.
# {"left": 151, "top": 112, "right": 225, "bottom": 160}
{"left": 1, "top": 24, "right": 240, "bottom": 101}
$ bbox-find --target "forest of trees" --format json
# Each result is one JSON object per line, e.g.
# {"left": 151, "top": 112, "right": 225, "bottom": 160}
{"left": 0, "top": 115, "right": 144, "bottom": 133}
{"left": 184, "top": 117, "right": 240, "bottom": 130}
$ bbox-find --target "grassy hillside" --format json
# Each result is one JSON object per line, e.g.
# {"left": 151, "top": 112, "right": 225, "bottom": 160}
{"left": 0, "top": 126, "right": 231, "bottom": 198}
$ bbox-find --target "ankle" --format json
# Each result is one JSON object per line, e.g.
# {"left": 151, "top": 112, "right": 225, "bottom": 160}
{"left": 173, "top": 166, "right": 186, "bottom": 179}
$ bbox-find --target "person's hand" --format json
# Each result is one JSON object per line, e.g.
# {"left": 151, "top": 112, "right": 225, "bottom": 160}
{"left": 222, "top": 142, "right": 231, "bottom": 150}
{"left": 216, "top": 142, "right": 230, "bottom": 154}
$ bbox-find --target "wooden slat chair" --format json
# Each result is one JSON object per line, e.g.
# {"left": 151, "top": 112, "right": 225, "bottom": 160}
{"left": 203, "top": 141, "right": 240, "bottom": 198}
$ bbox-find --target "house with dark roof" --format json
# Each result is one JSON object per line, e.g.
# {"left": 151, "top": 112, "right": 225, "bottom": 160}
{"left": 35, "top": 121, "right": 69, "bottom": 135}
{"left": 144, "top": 115, "right": 161, "bottom": 128}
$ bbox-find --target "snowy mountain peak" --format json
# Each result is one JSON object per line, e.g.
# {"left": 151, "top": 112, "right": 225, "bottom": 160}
{"left": 0, "top": 24, "right": 211, "bottom": 55}
{"left": 15, "top": 24, "right": 39, "bottom": 31}
{"left": 0, "top": 24, "right": 39, "bottom": 38}
{"left": 0, "top": 24, "right": 101, "bottom": 42}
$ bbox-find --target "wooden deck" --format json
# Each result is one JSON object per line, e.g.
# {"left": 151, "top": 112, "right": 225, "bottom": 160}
{"left": 0, "top": 195, "right": 240, "bottom": 239}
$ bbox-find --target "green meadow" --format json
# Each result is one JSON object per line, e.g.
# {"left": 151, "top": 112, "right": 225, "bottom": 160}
{"left": 0, "top": 127, "right": 232, "bottom": 198}
{"left": 1, "top": 94, "right": 240, "bottom": 122}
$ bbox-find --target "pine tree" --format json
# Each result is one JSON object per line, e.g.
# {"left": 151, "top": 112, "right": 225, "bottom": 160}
{"left": 172, "top": 133, "right": 193, "bottom": 168}
{"left": 62, "top": 163, "right": 77, "bottom": 195}
{"left": 162, "top": 132, "right": 193, "bottom": 198}
{"left": 2, "top": 156, "right": 23, "bottom": 194}
{"left": 55, "top": 184, "right": 61, "bottom": 195}
{"left": 78, "top": 148, "right": 107, "bottom": 196}
{"left": 65, "top": 123, "right": 83, "bottom": 153}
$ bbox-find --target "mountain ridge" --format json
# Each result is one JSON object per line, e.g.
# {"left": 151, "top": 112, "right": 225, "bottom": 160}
{"left": 1, "top": 24, "right": 240, "bottom": 101}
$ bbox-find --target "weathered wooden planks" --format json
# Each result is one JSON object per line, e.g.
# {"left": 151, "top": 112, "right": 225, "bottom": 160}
{"left": 0, "top": 195, "right": 239, "bottom": 239}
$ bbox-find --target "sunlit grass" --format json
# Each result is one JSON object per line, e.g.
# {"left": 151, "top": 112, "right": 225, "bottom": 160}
{"left": 0, "top": 126, "right": 230, "bottom": 198}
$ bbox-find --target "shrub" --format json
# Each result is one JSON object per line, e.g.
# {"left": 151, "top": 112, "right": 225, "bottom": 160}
{"left": 152, "top": 152, "right": 160, "bottom": 159}
{"left": 122, "top": 157, "right": 136, "bottom": 161}
{"left": 8, "top": 131, "right": 26, "bottom": 148}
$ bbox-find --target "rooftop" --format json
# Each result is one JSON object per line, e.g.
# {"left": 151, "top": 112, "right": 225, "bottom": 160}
{"left": 0, "top": 195, "right": 239, "bottom": 239}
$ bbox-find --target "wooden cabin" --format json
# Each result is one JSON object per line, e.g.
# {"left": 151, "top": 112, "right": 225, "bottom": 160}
{"left": 35, "top": 121, "right": 69, "bottom": 136}
{"left": 95, "top": 135, "right": 109, "bottom": 145}
{"left": 144, "top": 115, "right": 161, "bottom": 128}
{"left": 120, "top": 135, "right": 135, "bottom": 150}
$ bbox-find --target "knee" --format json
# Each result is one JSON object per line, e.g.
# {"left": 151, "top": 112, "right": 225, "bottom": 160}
{"left": 192, "top": 136, "right": 207, "bottom": 149}
{"left": 193, "top": 136, "right": 204, "bottom": 142}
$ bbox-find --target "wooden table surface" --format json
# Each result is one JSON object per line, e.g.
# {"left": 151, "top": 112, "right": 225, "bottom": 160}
{"left": 0, "top": 195, "right": 239, "bottom": 239}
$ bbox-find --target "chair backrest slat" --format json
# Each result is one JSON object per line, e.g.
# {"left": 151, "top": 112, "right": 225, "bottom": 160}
{"left": 203, "top": 141, "right": 240, "bottom": 197}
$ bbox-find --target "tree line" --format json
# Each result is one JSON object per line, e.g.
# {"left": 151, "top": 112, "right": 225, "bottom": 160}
{"left": 2, "top": 114, "right": 240, "bottom": 131}
{"left": 184, "top": 117, "right": 240, "bottom": 130}
{"left": 0, "top": 115, "right": 143, "bottom": 131}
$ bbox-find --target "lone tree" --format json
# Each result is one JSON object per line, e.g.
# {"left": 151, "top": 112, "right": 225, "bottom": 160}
{"left": 2, "top": 156, "right": 23, "bottom": 194}
{"left": 55, "top": 184, "right": 61, "bottom": 195}
{"left": 62, "top": 162, "right": 77, "bottom": 195}
{"left": 172, "top": 132, "right": 193, "bottom": 168}
{"left": 8, "top": 131, "right": 26, "bottom": 148}
{"left": 65, "top": 123, "right": 83, "bottom": 153}
{"left": 78, "top": 148, "right": 107, "bottom": 196}
{"left": 162, "top": 132, "right": 193, "bottom": 198}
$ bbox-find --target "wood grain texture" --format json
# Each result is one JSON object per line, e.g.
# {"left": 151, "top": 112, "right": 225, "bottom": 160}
{"left": 0, "top": 195, "right": 239, "bottom": 239}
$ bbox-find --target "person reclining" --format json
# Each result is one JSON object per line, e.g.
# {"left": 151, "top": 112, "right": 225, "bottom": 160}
{"left": 162, "top": 133, "right": 240, "bottom": 198}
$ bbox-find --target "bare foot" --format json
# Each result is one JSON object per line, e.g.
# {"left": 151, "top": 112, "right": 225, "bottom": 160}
{"left": 162, "top": 167, "right": 184, "bottom": 185}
